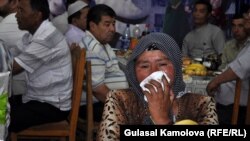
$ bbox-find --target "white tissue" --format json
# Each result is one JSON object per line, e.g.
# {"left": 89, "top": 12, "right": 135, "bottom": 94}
{"left": 139, "top": 71, "right": 170, "bottom": 102}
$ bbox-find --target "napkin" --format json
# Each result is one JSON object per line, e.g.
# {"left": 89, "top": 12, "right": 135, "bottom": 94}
{"left": 139, "top": 71, "right": 170, "bottom": 102}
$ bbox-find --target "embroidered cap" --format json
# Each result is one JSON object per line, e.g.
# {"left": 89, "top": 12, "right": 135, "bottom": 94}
{"left": 68, "top": 0, "right": 88, "bottom": 17}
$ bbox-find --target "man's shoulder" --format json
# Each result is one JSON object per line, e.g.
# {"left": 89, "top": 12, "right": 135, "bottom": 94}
{"left": 225, "top": 39, "right": 236, "bottom": 47}
{"left": 82, "top": 33, "right": 100, "bottom": 50}
{"left": 0, "top": 13, "right": 16, "bottom": 24}
{"left": 33, "top": 21, "right": 67, "bottom": 47}
{"left": 183, "top": 30, "right": 195, "bottom": 40}
{"left": 65, "top": 25, "right": 85, "bottom": 36}
{"left": 207, "top": 23, "right": 223, "bottom": 32}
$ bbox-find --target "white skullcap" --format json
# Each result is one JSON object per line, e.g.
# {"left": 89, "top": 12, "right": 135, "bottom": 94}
{"left": 68, "top": 0, "right": 88, "bottom": 17}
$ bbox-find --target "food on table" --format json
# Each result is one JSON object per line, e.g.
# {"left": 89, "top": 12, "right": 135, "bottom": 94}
{"left": 183, "top": 63, "right": 207, "bottom": 76}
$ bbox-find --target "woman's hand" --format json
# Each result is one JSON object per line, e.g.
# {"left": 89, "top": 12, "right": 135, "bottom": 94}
{"left": 143, "top": 75, "right": 174, "bottom": 125}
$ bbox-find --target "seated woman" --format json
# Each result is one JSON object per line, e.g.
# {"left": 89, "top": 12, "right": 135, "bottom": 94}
{"left": 97, "top": 32, "right": 218, "bottom": 140}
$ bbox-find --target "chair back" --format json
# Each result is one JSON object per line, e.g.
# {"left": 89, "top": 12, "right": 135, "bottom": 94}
{"left": 76, "top": 56, "right": 100, "bottom": 141}
{"left": 232, "top": 79, "right": 250, "bottom": 124}
{"left": 86, "top": 61, "right": 95, "bottom": 141}
{"left": 69, "top": 46, "right": 86, "bottom": 137}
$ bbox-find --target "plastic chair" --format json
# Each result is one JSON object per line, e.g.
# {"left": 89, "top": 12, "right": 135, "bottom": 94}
{"left": 10, "top": 47, "right": 86, "bottom": 141}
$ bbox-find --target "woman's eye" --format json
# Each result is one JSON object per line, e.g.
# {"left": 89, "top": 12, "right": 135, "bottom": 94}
{"left": 140, "top": 65, "right": 149, "bottom": 68}
{"left": 159, "top": 63, "right": 168, "bottom": 66}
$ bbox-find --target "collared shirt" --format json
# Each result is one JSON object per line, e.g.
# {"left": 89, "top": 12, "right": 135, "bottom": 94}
{"left": 182, "top": 23, "right": 225, "bottom": 58}
{"left": 79, "top": 31, "right": 129, "bottom": 104}
{"left": 15, "top": 20, "right": 73, "bottom": 111}
{"left": 219, "top": 39, "right": 245, "bottom": 71}
{"left": 65, "top": 24, "right": 86, "bottom": 46}
{"left": 216, "top": 38, "right": 250, "bottom": 106}
{"left": 229, "top": 38, "right": 250, "bottom": 79}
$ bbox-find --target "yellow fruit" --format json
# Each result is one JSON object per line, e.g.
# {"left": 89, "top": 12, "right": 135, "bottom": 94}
{"left": 200, "top": 70, "right": 207, "bottom": 76}
{"left": 182, "top": 57, "right": 192, "bottom": 65}
{"left": 195, "top": 70, "right": 201, "bottom": 76}
{"left": 183, "top": 63, "right": 207, "bottom": 76}
{"left": 185, "top": 69, "right": 195, "bottom": 75}
{"left": 174, "top": 119, "right": 198, "bottom": 125}
{"left": 189, "top": 63, "right": 205, "bottom": 69}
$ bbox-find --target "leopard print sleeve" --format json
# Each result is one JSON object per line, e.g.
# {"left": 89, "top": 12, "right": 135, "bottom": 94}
{"left": 196, "top": 95, "right": 219, "bottom": 125}
{"left": 178, "top": 93, "right": 219, "bottom": 125}
{"left": 97, "top": 89, "right": 135, "bottom": 141}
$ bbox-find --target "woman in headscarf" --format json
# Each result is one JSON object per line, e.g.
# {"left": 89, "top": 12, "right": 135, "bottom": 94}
{"left": 97, "top": 32, "right": 218, "bottom": 140}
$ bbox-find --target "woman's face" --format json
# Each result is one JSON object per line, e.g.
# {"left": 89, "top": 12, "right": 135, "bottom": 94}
{"left": 135, "top": 50, "right": 175, "bottom": 85}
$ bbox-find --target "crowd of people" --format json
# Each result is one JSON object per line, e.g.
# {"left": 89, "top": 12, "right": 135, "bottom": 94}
{"left": 0, "top": 0, "right": 249, "bottom": 140}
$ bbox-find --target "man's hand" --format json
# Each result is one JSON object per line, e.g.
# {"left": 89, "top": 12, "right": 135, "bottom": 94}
{"left": 206, "top": 79, "right": 220, "bottom": 97}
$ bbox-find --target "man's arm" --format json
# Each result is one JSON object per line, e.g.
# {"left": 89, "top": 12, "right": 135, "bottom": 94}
{"left": 12, "top": 60, "right": 24, "bottom": 75}
{"left": 206, "top": 67, "right": 238, "bottom": 96}
{"left": 93, "top": 84, "right": 110, "bottom": 102}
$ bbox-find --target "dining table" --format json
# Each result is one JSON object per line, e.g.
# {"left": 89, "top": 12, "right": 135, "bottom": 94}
{"left": 184, "top": 75, "right": 213, "bottom": 95}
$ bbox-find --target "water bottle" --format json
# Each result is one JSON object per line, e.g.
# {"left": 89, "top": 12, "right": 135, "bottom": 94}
{"left": 120, "top": 24, "right": 131, "bottom": 51}
{"left": 132, "top": 24, "right": 141, "bottom": 39}
{"left": 130, "top": 24, "right": 141, "bottom": 50}
{"left": 141, "top": 24, "right": 150, "bottom": 37}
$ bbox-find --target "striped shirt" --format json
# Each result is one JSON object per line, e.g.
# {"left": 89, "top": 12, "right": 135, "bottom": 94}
{"left": 15, "top": 20, "right": 73, "bottom": 111}
{"left": 79, "top": 31, "right": 128, "bottom": 104}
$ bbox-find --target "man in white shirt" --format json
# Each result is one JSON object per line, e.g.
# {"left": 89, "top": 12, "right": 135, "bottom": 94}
{"left": 0, "top": 0, "right": 27, "bottom": 95}
{"left": 9, "top": 0, "right": 73, "bottom": 132}
{"left": 65, "top": 0, "right": 89, "bottom": 46}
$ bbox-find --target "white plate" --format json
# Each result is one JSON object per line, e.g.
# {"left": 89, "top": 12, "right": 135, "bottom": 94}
{"left": 213, "top": 71, "right": 222, "bottom": 75}
{"left": 193, "top": 58, "right": 202, "bottom": 62}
